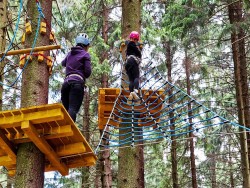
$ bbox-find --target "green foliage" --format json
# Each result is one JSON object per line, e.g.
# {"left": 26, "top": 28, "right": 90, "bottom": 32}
{"left": 2, "top": 0, "right": 249, "bottom": 187}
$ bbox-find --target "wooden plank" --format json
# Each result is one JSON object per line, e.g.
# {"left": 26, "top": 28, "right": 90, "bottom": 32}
{"left": 66, "top": 156, "right": 96, "bottom": 167}
{"left": 60, "top": 107, "right": 97, "bottom": 156}
{"left": 0, "top": 45, "right": 61, "bottom": 57}
{"left": 0, "top": 130, "right": 16, "bottom": 161}
{"left": 21, "top": 120, "right": 69, "bottom": 176}
{"left": 0, "top": 149, "right": 5, "bottom": 156}
{"left": 100, "top": 103, "right": 114, "bottom": 112}
{"left": 4, "top": 163, "right": 16, "bottom": 170}
{"left": 97, "top": 88, "right": 165, "bottom": 128}
{"left": 56, "top": 142, "right": 86, "bottom": 157}
{"left": 11, "top": 125, "right": 73, "bottom": 144}
{"left": 0, "top": 108, "right": 64, "bottom": 128}
{"left": 0, "top": 156, "right": 14, "bottom": 166}
{"left": 45, "top": 156, "right": 96, "bottom": 172}
{"left": 8, "top": 170, "right": 16, "bottom": 177}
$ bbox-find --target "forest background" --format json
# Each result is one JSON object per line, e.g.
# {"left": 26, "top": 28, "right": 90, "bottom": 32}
{"left": 1, "top": 0, "right": 250, "bottom": 187}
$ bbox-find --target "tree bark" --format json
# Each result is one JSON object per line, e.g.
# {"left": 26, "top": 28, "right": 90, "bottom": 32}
{"left": 229, "top": 144, "right": 234, "bottom": 188}
{"left": 0, "top": 0, "right": 7, "bottom": 111}
{"left": 82, "top": 90, "right": 90, "bottom": 188}
{"left": 117, "top": 0, "right": 143, "bottom": 187}
{"left": 210, "top": 153, "right": 217, "bottom": 188}
{"left": 228, "top": 1, "right": 250, "bottom": 187}
{"left": 164, "top": 41, "right": 178, "bottom": 188}
{"left": 98, "top": 1, "right": 112, "bottom": 187}
{"left": 184, "top": 52, "right": 197, "bottom": 188}
{"left": 14, "top": 0, "right": 52, "bottom": 187}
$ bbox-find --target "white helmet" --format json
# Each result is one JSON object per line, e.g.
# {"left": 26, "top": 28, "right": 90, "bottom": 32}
{"left": 75, "top": 33, "right": 90, "bottom": 45}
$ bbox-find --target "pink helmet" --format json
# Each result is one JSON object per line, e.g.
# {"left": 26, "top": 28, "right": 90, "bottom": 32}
{"left": 129, "top": 31, "right": 140, "bottom": 40}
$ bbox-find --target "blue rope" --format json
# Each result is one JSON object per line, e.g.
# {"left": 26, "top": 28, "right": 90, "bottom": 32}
{"left": 0, "top": 0, "right": 23, "bottom": 63}
{"left": 36, "top": 1, "right": 45, "bottom": 18}
{"left": 95, "top": 51, "right": 250, "bottom": 152}
{"left": 0, "top": 3, "right": 43, "bottom": 88}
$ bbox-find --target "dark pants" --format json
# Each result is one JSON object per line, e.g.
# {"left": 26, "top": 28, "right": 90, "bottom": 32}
{"left": 125, "top": 57, "right": 140, "bottom": 92}
{"left": 61, "top": 80, "right": 85, "bottom": 122}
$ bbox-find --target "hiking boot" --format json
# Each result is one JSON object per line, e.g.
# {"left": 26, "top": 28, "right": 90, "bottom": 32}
{"left": 131, "top": 91, "right": 140, "bottom": 100}
{"left": 127, "top": 92, "right": 133, "bottom": 105}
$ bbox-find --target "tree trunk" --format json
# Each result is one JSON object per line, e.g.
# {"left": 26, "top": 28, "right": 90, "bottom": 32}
{"left": 210, "top": 153, "right": 217, "bottom": 188}
{"left": 98, "top": 1, "right": 112, "bottom": 187}
{"left": 0, "top": 0, "right": 7, "bottom": 111}
{"left": 229, "top": 145, "right": 234, "bottom": 188}
{"left": 100, "top": 0, "right": 109, "bottom": 89}
{"left": 14, "top": 0, "right": 52, "bottom": 187}
{"left": 164, "top": 41, "right": 178, "bottom": 188}
{"left": 117, "top": 0, "right": 143, "bottom": 187}
{"left": 82, "top": 90, "right": 90, "bottom": 188}
{"left": 0, "top": 1, "right": 11, "bottom": 186}
{"left": 184, "top": 52, "right": 197, "bottom": 188}
{"left": 228, "top": 2, "right": 250, "bottom": 187}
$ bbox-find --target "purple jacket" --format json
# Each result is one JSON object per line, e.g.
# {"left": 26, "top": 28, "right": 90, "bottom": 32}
{"left": 62, "top": 46, "right": 92, "bottom": 82}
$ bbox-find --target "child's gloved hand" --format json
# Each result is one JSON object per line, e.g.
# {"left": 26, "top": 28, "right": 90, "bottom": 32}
{"left": 136, "top": 41, "right": 143, "bottom": 50}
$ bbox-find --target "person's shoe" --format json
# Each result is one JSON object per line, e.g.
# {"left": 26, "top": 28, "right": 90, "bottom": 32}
{"left": 135, "top": 100, "right": 141, "bottom": 105}
{"left": 131, "top": 91, "right": 140, "bottom": 100}
{"left": 127, "top": 92, "right": 133, "bottom": 105}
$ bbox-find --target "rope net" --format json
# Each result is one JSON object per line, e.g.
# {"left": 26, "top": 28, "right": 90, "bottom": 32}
{"left": 95, "top": 60, "right": 249, "bottom": 153}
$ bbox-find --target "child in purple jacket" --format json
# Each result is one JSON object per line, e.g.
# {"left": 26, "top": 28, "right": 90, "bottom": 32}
{"left": 61, "top": 33, "right": 92, "bottom": 122}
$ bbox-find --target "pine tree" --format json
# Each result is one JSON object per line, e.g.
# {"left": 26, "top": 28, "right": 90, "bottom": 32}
{"left": 117, "top": 0, "right": 143, "bottom": 187}
{"left": 14, "top": 1, "right": 53, "bottom": 187}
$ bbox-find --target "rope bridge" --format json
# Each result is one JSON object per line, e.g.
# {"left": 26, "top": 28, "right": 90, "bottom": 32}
{"left": 95, "top": 60, "right": 250, "bottom": 153}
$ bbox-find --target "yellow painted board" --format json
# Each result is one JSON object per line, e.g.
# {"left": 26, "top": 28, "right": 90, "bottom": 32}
{"left": 55, "top": 142, "right": 86, "bottom": 157}
{"left": 21, "top": 120, "right": 69, "bottom": 176}
{"left": 8, "top": 170, "right": 16, "bottom": 177}
{"left": 45, "top": 156, "right": 96, "bottom": 172}
{"left": 0, "top": 103, "right": 97, "bottom": 175}
{"left": 59, "top": 106, "right": 97, "bottom": 158}
{"left": 0, "top": 149, "right": 6, "bottom": 156}
{"left": 25, "top": 22, "right": 32, "bottom": 34}
{"left": 40, "top": 21, "right": 46, "bottom": 34}
{"left": 10, "top": 124, "right": 73, "bottom": 144}
{"left": 0, "top": 130, "right": 16, "bottom": 162}
{"left": 0, "top": 108, "right": 64, "bottom": 128}
{"left": 0, "top": 156, "right": 14, "bottom": 166}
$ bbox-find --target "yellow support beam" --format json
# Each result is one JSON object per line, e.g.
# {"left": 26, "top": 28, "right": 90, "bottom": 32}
{"left": 56, "top": 142, "right": 86, "bottom": 157}
{"left": 45, "top": 156, "right": 96, "bottom": 172}
{"left": 0, "top": 103, "right": 97, "bottom": 176}
{"left": 21, "top": 120, "right": 69, "bottom": 176}
{"left": 0, "top": 130, "right": 16, "bottom": 162}
{"left": 0, "top": 156, "right": 14, "bottom": 166}
{"left": 66, "top": 156, "right": 96, "bottom": 167}
{"left": 8, "top": 170, "right": 16, "bottom": 177}
{"left": 0, "top": 108, "right": 64, "bottom": 128}
{"left": 98, "top": 88, "right": 165, "bottom": 129}
{"left": 10, "top": 124, "right": 73, "bottom": 144}
{"left": 0, "top": 45, "right": 61, "bottom": 57}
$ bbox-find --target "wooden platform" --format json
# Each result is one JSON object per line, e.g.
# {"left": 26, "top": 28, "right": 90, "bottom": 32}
{"left": 98, "top": 88, "right": 165, "bottom": 129}
{"left": 0, "top": 103, "right": 97, "bottom": 176}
